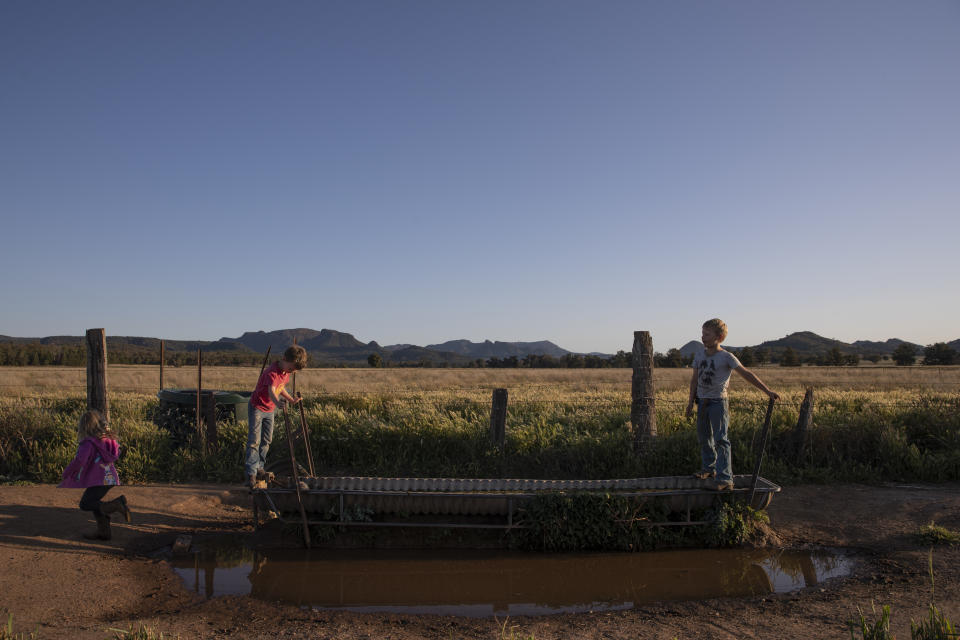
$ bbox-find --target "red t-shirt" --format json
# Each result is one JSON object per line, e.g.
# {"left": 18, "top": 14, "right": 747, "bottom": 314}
{"left": 250, "top": 362, "right": 290, "bottom": 412}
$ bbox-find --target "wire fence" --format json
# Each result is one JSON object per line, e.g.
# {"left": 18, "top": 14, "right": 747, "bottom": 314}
{"left": 2, "top": 363, "right": 958, "bottom": 417}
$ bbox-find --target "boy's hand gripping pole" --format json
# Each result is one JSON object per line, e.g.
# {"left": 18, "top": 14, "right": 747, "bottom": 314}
{"left": 748, "top": 398, "right": 776, "bottom": 507}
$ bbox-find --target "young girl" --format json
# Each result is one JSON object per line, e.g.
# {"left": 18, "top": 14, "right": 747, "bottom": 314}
{"left": 58, "top": 409, "right": 131, "bottom": 540}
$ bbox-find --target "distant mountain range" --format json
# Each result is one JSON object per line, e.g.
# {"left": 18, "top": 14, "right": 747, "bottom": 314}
{"left": 678, "top": 331, "right": 958, "bottom": 359}
{"left": 0, "top": 329, "right": 571, "bottom": 365}
{"left": 1, "top": 329, "right": 957, "bottom": 365}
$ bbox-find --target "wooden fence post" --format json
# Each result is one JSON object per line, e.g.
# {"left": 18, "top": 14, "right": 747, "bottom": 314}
{"left": 490, "top": 388, "right": 508, "bottom": 449}
{"left": 631, "top": 330, "right": 656, "bottom": 452}
{"left": 205, "top": 392, "right": 218, "bottom": 452}
{"left": 794, "top": 388, "right": 814, "bottom": 455}
{"left": 159, "top": 339, "right": 165, "bottom": 392}
{"left": 196, "top": 348, "right": 202, "bottom": 437}
{"left": 85, "top": 328, "right": 109, "bottom": 422}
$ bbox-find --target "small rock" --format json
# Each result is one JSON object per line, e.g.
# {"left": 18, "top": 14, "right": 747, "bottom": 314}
{"left": 172, "top": 535, "right": 192, "bottom": 554}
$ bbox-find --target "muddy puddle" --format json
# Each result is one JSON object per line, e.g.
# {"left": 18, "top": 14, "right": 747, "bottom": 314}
{"left": 171, "top": 542, "right": 852, "bottom": 616}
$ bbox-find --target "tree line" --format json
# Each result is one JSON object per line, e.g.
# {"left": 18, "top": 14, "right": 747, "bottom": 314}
{"left": 2, "top": 340, "right": 956, "bottom": 369}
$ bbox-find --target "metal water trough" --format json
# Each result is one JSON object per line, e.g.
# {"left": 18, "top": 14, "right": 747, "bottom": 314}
{"left": 155, "top": 389, "right": 250, "bottom": 445}
{"left": 252, "top": 474, "right": 781, "bottom": 531}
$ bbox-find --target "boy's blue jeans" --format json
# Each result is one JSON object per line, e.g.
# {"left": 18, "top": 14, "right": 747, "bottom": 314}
{"left": 245, "top": 405, "right": 275, "bottom": 477}
{"left": 697, "top": 398, "right": 732, "bottom": 483}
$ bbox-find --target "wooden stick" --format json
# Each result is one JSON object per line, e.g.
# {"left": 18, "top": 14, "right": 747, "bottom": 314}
{"left": 282, "top": 404, "right": 312, "bottom": 549}
{"left": 291, "top": 338, "right": 297, "bottom": 397}
{"left": 296, "top": 392, "right": 315, "bottom": 477}
{"left": 259, "top": 346, "right": 272, "bottom": 378}
{"left": 748, "top": 398, "right": 777, "bottom": 506}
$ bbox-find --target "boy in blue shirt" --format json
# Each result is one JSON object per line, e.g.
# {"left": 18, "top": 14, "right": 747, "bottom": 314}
{"left": 685, "top": 319, "right": 779, "bottom": 490}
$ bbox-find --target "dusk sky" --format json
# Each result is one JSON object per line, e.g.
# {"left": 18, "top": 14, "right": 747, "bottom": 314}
{"left": 2, "top": 1, "right": 958, "bottom": 354}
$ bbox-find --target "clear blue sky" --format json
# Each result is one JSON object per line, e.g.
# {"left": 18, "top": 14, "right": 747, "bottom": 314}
{"left": 2, "top": 1, "right": 958, "bottom": 353}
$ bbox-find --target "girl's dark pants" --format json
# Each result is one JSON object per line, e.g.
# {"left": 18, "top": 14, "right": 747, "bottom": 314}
{"left": 79, "top": 486, "right": 112, "bottom": 516}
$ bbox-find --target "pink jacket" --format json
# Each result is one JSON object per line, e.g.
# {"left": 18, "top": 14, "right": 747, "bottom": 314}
{"left": 58, "top": 437, "right": 121, "bottom": 488}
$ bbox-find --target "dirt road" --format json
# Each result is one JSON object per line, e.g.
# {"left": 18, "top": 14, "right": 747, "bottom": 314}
{"left": 1, "top": 483, "right": 957, "bottom": 639}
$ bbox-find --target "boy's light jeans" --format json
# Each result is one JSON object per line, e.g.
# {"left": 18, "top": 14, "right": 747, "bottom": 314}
{"left": 697, "top": 398, "right": 732, "bottom": 483}
{"left": 245, "top": 404, "right": 275, "bottom": 477}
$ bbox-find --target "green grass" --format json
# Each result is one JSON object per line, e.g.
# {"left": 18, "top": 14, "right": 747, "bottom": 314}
{"left": 1, "top": 614, "right": 39, "bottom": 640}
{"left": 849, "top": 603, "right": 894, "bottom": 640}
{"left": 107, "top": 624, "right": 179, "bottom": 639}
{"left": 851, "top": 552, "right": 958, "bottom": 640}
{"left": 1, "top": 389, "right": 958, "bottom": 485}
{"left": 916, "top": 523, "right": 960, "bottom": 546}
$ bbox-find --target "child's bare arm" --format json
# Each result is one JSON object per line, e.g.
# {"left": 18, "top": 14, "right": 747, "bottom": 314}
{"left": 268, "top": 386, "right": 300, "bottom": 406}
{"left": 685, "top": 370, "right": 698, "bottom": 418}
{"left": 734, "top": 366, "right": 779, "bottom": 400}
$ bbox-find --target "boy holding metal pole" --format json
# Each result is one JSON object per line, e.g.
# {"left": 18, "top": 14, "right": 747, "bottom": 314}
{"left": 685, "top": 319, "right": 779, "bottom": 491}
{"left": 245, "top": 345, "right": 307, "bottom": 488}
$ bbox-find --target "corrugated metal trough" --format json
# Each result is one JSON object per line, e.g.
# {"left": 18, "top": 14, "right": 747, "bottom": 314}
{"left": 252, "top": 474, "right": 781, "bottom": 530}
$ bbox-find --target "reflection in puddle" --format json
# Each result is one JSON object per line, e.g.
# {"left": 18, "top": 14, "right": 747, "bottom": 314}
{"left": 172, "top": 545, "right": 852, "bottom": 616}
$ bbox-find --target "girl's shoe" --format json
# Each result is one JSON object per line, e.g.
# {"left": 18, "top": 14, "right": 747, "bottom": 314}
{"left": 82, "top": 514, "right": 112, "bottom": 540}
{"left": 101, "top": 495, "right": 131, "bottom": 523}
{"left": 692, "top": 470, "right": 715, "bottom": 480}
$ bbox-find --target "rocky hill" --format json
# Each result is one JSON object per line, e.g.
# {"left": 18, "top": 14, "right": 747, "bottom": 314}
{"left": 425, "top": 339, "right": 570, "bottom": 359}
{"left": 678, "top": 332, "right": 927, "bottom": 359}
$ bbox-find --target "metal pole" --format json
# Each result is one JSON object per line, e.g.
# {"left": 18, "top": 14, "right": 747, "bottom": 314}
{"left": 282, "top": 404, "right": 312, "bottom": 548}
{"left": 748, "top": 398, "right": 777, "bottom": 506}
{"left": 297, "top": 392, "right": 316, "bottom": 477}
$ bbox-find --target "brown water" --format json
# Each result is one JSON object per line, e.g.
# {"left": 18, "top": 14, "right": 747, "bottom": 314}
{"left": 171, "top": 546, "right": 852, "bottom": 616}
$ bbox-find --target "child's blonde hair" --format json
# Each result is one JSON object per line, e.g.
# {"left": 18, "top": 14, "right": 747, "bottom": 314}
{"left": 78, "top": 409, "right": 111, "bottom": 440}
{"left": 703, "top": 318, "right": 729, "bottom": 342}
{"left": 283, "top": 345, "right": 308, "bottom": 370}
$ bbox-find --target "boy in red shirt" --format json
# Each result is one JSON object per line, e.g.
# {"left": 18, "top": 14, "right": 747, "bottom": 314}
{"left": 245, "top": 345, "right": 307, "bottom": 487}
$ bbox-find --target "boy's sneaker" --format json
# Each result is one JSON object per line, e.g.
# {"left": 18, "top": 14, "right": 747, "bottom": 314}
{"left": 710, "top": 481, "right": 735, "bottom": 491}
{"left": 247, "top": 474, "right": 258, "bottom": 489}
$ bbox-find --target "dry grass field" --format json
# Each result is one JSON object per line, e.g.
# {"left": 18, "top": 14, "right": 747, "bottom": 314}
{"left": 1, "top": 363, "right": 957, "bottom": 397}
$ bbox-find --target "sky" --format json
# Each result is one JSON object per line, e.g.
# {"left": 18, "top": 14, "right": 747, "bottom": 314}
{"left": 2, "top": 1, "right": 958, "bottom": 354}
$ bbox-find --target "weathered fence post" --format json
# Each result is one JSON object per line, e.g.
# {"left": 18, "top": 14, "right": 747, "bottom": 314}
{"left": 490, "top": 388, "right": 508, "bottom": 449}
{"left": 85, "top": 328, "right": 109, "bottom": 422}
{"left": 204, "top": 391, "right": 218, "bottom": 452}
{"left": 794, "top": 388, "right": 814, "bottom": 455}
{"left": 631, "top": 331, "right": 656, "bottom": 452}
{"left": 159, "top": 339, "right": 165, "bottom": 392}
